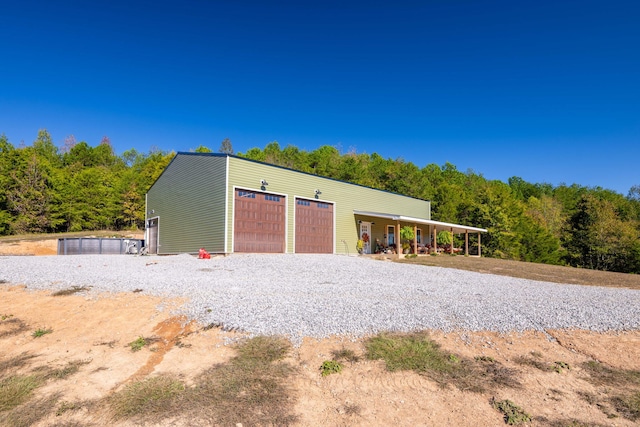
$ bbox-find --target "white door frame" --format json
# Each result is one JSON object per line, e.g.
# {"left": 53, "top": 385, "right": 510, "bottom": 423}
{"left": 359, "top": 221, "right": 372, "bottom": 254}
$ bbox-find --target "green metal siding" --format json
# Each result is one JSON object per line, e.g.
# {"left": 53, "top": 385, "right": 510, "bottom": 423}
{"left": 146, "top": 155, "right": 227, "bottom": 254}
{"left": 226, "top": 156, "right": 430, "bottom": 254}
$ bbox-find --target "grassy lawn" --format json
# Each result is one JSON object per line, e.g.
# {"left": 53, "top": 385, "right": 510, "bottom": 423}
{"left": 400, "top": 255, "right": 640, "bottom": 290}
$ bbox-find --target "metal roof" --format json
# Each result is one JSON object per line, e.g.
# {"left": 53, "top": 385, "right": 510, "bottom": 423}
{"left": 353, "top": 210, "right": 488, "bottom": 234}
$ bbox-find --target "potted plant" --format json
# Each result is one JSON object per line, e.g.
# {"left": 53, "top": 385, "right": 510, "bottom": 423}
{"left": 356, "top": 239, "right": 364, "bottom": 254}
{"left": 399, "top": 226, "right": 415, "bottom": 254}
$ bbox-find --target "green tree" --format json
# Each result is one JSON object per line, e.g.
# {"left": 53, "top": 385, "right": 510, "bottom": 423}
{"left": 32, "top": 129, "right": 60, "bottom": 166}
{"left": 436, "top": 230, "right": 452, "bottom": 245}
{"left": 6, "top": 151, "right": 57, "bottom": 233}
{"left": 194, "top": 145, "right": 213, "bottom": 153}
{"left": 308, "top": 145, "right": 341, "bottom": 177}
{"left": 113, "top": 149, "right": 175, "bottom": 229}
{"left": 564, "top": 194, "right": 639, "bottom": 272}
{"left": 59, "top": 166, "right": 117, "bottom": 231}
{"left": 0, "top": 134, "right": 15, "bottom": 234}
{"left": 525, "top": 194, "right": 566, "bottom": 240}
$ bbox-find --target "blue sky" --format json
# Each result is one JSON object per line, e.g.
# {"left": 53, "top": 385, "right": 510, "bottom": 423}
{"left": 2, "top": 0, "right": 639, "bottom": 195}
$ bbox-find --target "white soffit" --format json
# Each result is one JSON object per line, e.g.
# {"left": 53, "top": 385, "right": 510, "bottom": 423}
{"left": 353, "top": 210, "right": 487, "bottom": 234}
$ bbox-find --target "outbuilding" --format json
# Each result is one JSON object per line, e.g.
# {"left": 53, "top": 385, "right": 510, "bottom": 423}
{"left": 144, "top": 152, "right": 486, "bottom": 255}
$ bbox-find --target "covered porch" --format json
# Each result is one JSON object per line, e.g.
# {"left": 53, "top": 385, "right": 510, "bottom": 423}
{"left": 353, "top": 210, "right": 488, "bottom": 257}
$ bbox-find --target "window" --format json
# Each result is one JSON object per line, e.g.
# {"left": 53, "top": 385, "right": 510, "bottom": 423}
{"left": 386, "top": 225, "right": 395, "bottom": 246}
{"left": 265, "top": 194, "right": 281, "bottom": 202}
{"left": 297, "top": 199, "right": 311, "bottom": 206}
{"left": 238, "top": 190, "right": 255, "bottom": 198}
{"left": 317, "top": 202, "right": 329, "bottom": 209}
{"left": 416, "top": 228, "right": 422, "bottom": 244}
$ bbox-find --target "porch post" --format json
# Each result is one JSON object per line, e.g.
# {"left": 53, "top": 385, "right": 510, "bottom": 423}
{"left": 478, "top": 232, "right": 482, "bottom": 257}
{"left": 465, "top": 231, "right": 469, "bottom": 255}
{"left": 450, "top": 227, "right": 454, "bottom": 254}
{"left": 432, "top": 226, "right": 437, "bottom": 254}
{"left": 413, "top": 224, "right": 418, "bottom": 254}
{"left": 396, "top": 221, "right": 401, "bottom": 255}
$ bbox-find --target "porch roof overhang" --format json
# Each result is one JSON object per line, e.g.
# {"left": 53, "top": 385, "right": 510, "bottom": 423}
{"left": 353, "top": 210, "right": 488, "bottom": 234}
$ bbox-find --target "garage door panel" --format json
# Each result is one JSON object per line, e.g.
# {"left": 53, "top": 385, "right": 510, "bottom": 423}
{"left": 234, "top": 190, "right": 286, "bottom": 253}
{"left": 295, "top": 199, "right": 333, "bottom": 253}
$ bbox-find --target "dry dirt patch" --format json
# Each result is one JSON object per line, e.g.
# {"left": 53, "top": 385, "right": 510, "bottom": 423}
{"left": 1, "top": 285, "right": 639, "bottom": 426}
{"left": 1, "top": 238, "right": 639, "bottom": 425}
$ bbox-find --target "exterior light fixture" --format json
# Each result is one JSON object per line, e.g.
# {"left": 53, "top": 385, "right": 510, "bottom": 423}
{"left": 260, "top": 179, "right": 268, "bottom": 191}
{"left": 314, "top": 189, "right": 321, "bottom": 199}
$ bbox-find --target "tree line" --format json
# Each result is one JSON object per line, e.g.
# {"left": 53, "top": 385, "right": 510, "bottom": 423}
{"left": 1, "top": 132, "right": 639, "bottom": 273}
{"left": 236, "top": 142, "right": 640, "bottom": 274}
{"left": 0, "top": 130, "right": 174, "bottom": 235}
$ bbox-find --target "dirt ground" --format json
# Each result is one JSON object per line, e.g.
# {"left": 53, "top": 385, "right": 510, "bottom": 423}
{"left": 1, "top": 239, "right": 639, "bottom": 426}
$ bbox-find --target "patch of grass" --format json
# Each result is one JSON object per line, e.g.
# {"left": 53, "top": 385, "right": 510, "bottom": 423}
{"left": 514, "top": 355, "right": 552, "bottom": 372}
{"left": 365, "top": 331, "right": 519, "bottom": 393}
{"left": 56, "top": 400, "right": 81, "bottom": 416}
{"left": 188, "top": 335, "right": 298, "bottom": 426}
{"left": 365, "top": 331, "right": 453, "bottom": 373}
{"left": 32, "top": 327, "right": 53, "bottom": 338}
{"left": 0, "top": 317, "right": 28, "bottom": 338}
{"left": 580, "top": 361, "right": 640, "bottom": 421}
{"left": 109, "top": 375, "right": 185, "bottom": 420}
{"left": 235, "top": 335, "right": 291, "bottom": 363}
{"left": 581, "top": 361, "right": 640, "bottom": 388}
{"left": 0, "top": 393, "right": 60, "bottom": 427}
{"left": 475, "top": 355, "right": 495, "bottom": 363}
{"left": 0, "top": 353, "right": 37, "bottom": 378}
{"left": 491, "top": 398, "right": 531, "bottom": 425}
{"left": 46, "top": 359, "right": 91, "bottom": 380}
{"left": 0, "top": 314, "right": 13, "bottom": 321}
{"left": 577, "top": 391, "right": 597, "bottom": 405}
{"left": 320, "top": 360, "right": 343, "bottom": 377}
{"left": 611, "top": 391, "right": 640, "bottom": 421}
{"left": 51, "top": 285, "right": 92, "bottom": 297}
{"left": 0, "top": 375, "right": 41, "bottom": 412}
{"left": 514, "top": 356, "right": 570, "bottom": 373}
{"left": 106, "top": 335, "right": 297, "bottom": 425}
{"left": 331, "top": 348, "right": 360, "bottom": 363}
{"left": 128, "top": 336, "right": 147, "bottom": 352}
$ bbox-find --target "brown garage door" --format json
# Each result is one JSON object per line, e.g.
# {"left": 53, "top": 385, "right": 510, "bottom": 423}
{"left": 234, "top": 189, "right": 286, "bottom": 253}
{"left": 295, "top": 198, "right": 334, "bottom": 253}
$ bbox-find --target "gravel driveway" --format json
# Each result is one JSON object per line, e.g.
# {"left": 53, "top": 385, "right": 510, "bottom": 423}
{"left": 2, "top": 254, "right": 639, "bottom": 340}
